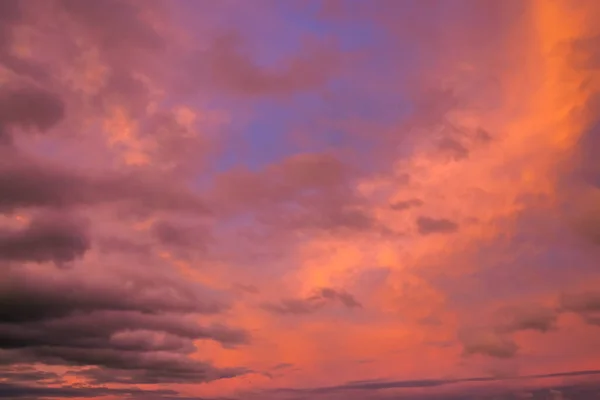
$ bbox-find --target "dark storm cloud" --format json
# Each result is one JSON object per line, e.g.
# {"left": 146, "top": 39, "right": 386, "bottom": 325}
{"left": 262, "top": 287, "right": 361, "bottom": 315}
{"left": 416, "top": 216, "right": 459, "bottom": 235}
{"left": 0, "top": 268, "right": 228, "bottom": 324}
{"left": 0, "top": 213, "right": 90, "bottom": 265}
{"left": 0, "top": 311, "right": 248, "bottom": 351}
{"left": 0, "top": 266, "right": 250, "bottom": 385}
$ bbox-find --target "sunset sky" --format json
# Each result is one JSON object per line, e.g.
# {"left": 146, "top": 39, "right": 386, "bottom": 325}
{"left": 1, "top": 0, "right": 600, "bottom": 399}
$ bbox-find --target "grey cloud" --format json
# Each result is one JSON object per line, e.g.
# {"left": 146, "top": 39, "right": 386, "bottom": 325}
{"left": 232, "top": 283, "right": 260, "bottom": 294}
{"left": 211, "top": 153, "right": 385, "bottom": 235}
{"left": 270, "top": 368, "right": 600, "bottom": 398}
{"left": 459, "top": 329, "right": 518, "bottom": 359}
{"left": 317, "top": 287, "right": 362, "bottom": 308}
{"left": 559, "top": 291, "right": 600, "bottom": 314}
{"left": 559, "top": 291, "right": 600, "bottom": 326}
{"left": 271, "top": 363, "right": 293, "bottom": 371}
{"left": 0, "top": 381, "right": 178, "bottom": 398}
{"left": 0, "top": 368, "right": 61, "bottom": 384}
{"left": 212, "top": 153, "right": 350, "bottom": 211}
{"left": 0, "top": 151, "right": 208, "bottom": 214}
{"left": 262, "top": 298, "right": 324, "bottom": 315}
{"left": 0, "top": 213, "right": 90, "bottom": 265}
{"left": 58, "top": 0, "right": 166, "bottom": 54}
{"left": 0, "top": 86, "right": 65, "bottom": 143}
{"left": 0, "top": 311, "right": 248, "bottom": 351}
{"left": 0, "top": 268, "right": 228, "bottom": 324}
{"left": 198, "top": 33, "right": 341, "bottom": 97}
{"left": 262, "top": 287, "right": 361, "bottom": 315}
{"left": 97, "top": 236, "right": 151, "bottom": 256}
{"left": 438, "top": 136, "right": 469, "bottom": 160}
{"left": 417, "top": 216, "right": 459, "bottom": 235}
{"left": 570, "top": 34, "right": 600, "bottom": 69}
{"left": 0, "top": 266, "right": 249, "bottom": 385}
{"left": 152, "top": 219, "right": 211, "bottom": 249}
{"left": 390, "top": 198, "right": 424, "bottom": 211}
{"left": 494, "top": 305, "right": 558, "bottom": 334}
{"left": 0, "top": 86, "right": 64, "bottom": 129}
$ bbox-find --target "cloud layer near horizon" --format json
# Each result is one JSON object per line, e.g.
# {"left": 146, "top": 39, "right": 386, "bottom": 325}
{"left": 1, "top": 1, "right": 600, "bottom": 399}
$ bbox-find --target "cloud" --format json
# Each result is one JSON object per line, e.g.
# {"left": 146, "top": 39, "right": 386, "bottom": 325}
{"left": 438, "top": 136, "right": 470, "bottom": 160}
{"left": 211, "top": 152, "right": 350, "bottom": 210}
{"left": 560, "top": 291, "right": 600, "bottom": 314}
{"left": 262, "top": 287, "right": 362, "bottom": 315}
{"left": 209, "top": 152, "right": 386, "bottom": 236}
{"left": 0, "top": 150, "right": 208, "bottom": 214}
{"left": 196, "top": 33, "right": 341, "bottom": 97}
{"left": 272, "top": 369, "right": 600, "bottom": 397}
{"left": 0, "top": 264, "right": 249, "bottom": 385}
{"left": 559, "top": 291, "right": 600, "bottom": 326}
{"left": 390, "top": 198, "right": 424, "bottom": 211}
{"left": 151, "top": 219, "right": 211, "bottom": 249}
{"left": 0, "top": 212, "right": 90, "bottom": 265}
{"left": 0, "top": 267, "right": 229, "bottom": 323}
{"left": 416, "top": 216, "right": 459, "bottom": 235}
{"left": 0, "top": 381, "right": 179, "bottom": 399}
{"left": 0, "top": 85, "right": 65, "bottom": 143}
{"left": 0, "top": 367, "right": 62, "bottom": 384}
{"left": 459, "top": 329, "right": 519, "bottom": 359}
{"left": 457, "top": 304, "right": 560, "bottom": 359}
{"left": 494, "top": 305, "right": 558, "bottom": 333}
{"left": 2, "top": 0, "right": 600, "bottom": 398}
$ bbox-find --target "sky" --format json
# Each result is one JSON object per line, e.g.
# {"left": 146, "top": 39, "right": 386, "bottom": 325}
{"left": 1, "top": 0, "right": 600, "bottom": 399}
